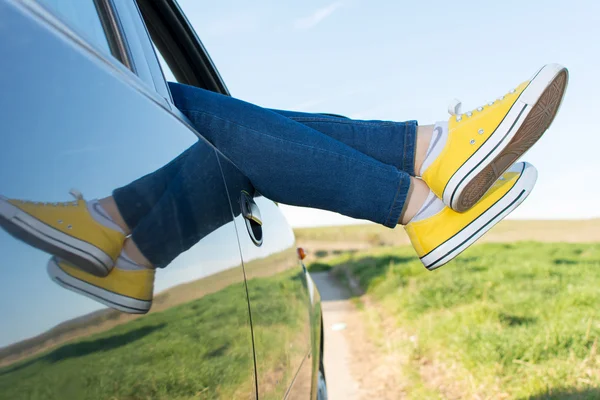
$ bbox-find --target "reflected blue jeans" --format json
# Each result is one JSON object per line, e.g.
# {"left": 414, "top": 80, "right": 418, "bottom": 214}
{"left": 114, "top": 82, "right": 417, "bottom": 267}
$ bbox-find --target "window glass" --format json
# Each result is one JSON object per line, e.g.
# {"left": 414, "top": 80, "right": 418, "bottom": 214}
{"left": 36, "top": 0, "right": 112, "bottom": 55}
{"left": 152, "top": 42, "right": 177, "bottom": 83}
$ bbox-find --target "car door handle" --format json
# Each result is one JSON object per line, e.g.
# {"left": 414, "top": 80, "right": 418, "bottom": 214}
{"left": 241, "top": 191, "right": 263, "bottom": 246}
{"left": 241, "top": 191, "right": 262, "bottom": 226}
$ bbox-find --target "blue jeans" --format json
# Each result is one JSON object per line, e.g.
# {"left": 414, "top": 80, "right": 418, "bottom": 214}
{"left": 114, "top": 82, "right": 417, "bottom": 268}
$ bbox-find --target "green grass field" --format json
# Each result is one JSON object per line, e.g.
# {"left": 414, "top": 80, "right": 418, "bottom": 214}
{"left": 4, "top": 219, "right": 599, "bottom": 399}
{"left": 0, "top": 267, "right": 309, "bottom": 400}
{"left": 316, "top": 242, "right": 600, "bottom": 399}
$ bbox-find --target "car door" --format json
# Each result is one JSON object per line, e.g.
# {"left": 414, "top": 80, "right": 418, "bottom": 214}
{"left": 141, "top": 1, "right": 322, "bottom": 398}
{"left": 223, "top": 180, "right": 316, "bottom": 400}
{"left": 0, "top": 1, "right": 256, "bottom": 399}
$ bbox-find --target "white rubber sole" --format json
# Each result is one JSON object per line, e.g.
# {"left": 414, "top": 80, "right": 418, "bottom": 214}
{"left": 422, "top": 162, "right": 537, "bottom": 270}
{"left": 444, "top": 64, "right": 567, "bottom": 212}
{"left": 47, "top": 257, "right": 151, "bottom": 314}
{"left": 0, "top": 196, "right": 113, "bottom": 276}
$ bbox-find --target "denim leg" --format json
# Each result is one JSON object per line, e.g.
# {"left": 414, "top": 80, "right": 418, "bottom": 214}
{"left": 120, "top": 83, "right": 417, "bottom": 267}
{"left": 114, "top": 87, "right": 417, "bottom": 231}
{"left": 129, "top": 141, "right": 234, "bottom": 268}
{"left": 168, "top": 82, "right": 410, "bottom": 228}
{"left": 270, "top": 110, "right": 418, "bottom": 176}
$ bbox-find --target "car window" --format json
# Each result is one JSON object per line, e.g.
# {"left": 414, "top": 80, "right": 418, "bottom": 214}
{"left": 152, "top": 42, "right": 177, "bottom": 83}
{"left": 36, "top": 0, "right": 128, "bottom": 66}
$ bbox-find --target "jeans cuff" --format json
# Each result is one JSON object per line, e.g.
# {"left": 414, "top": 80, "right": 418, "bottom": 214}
{"left": 130, "top": 230, "right": 165, "bottom": 268}
{"left": 384, "top": 172, "right": 411, "bottom": 228}
{"left": 401, "top": 120, "right": 418, "bottom": 176}
{"left": 111, "top": 186, "right": 138, "bottom": 233}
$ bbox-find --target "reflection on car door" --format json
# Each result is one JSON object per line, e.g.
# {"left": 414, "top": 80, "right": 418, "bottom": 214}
{"left": 0, "top": 1, "right": 255, "bottom": 399}
{"left": 219, "top": 160, "right": 315, "bottom": 399}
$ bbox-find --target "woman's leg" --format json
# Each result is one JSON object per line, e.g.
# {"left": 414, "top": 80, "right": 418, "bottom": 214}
{"left": 105, "top": 87, "right": 425, "bottom": 234}
{"left": 166, "top": 82, "right": 414, "bottom": 227}
{"left": 93, "top": 85, "right": 431, "bottom": 268}
{"left": 91, "top": 83, "right": 429, "bottom": 269}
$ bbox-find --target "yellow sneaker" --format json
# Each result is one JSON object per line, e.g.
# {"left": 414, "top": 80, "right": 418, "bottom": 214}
{"left": 0, "top": 190, "right": 124, "bottom": 276}
{"left": 422, "top": 64, "right": 567, "bottom": 212}
{"left": 48, "top": 257, "right": 155, "bottom": 314}
{"left": 406, "top": 162, "right": 537, "bottom": 270}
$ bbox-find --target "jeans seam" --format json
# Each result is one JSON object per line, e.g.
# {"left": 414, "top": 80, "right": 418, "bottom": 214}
{"left": 181, "top": 109, "right": 400, "bottom": 176}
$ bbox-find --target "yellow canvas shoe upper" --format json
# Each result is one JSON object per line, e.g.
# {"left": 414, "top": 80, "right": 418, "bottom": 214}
{"left": 56, "top": 259, "right": 155, "bottom": 302}
{"left": 8, "top": 190, "right": 125, "bottom": 262}
{"left": 422, "top": 81, "right": 529, "bottom": 200}
{"left": 406, "top": 170, "right": 521, "bottom": 258}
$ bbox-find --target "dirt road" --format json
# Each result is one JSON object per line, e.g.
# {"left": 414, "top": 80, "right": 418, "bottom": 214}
{"left": 311, "top": 272, "right": 360, "bottom": 399}
{"left": 311, "top": 271, "right": 405, "bottom": 400}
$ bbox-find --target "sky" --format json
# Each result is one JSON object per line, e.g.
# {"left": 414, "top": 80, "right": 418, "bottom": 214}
{"left": 1, "top": 0, "right": 599, "bottom": 348}
{"left": 177, "top": 0, "right": 600, "bottom": 227}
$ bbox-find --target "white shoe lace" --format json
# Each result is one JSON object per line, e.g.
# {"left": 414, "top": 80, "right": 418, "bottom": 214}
{"left": 17, "top": 189, "right": 83, "bottom": 207}
{"left": 448, "top": 88, "right": 517, "bottom": 122}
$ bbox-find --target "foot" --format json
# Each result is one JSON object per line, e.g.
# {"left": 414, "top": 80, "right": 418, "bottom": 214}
{"left": 421, "top": 64, "right": 567, "bottom": 212}
{"left": 0, "top": 190, "right": 125, "bottom": 276}
{"left": 406, "top": 162, "right": 537, "bottom": 270}
{"left": 48, "top": 256, "right": 155, "bottom": 314}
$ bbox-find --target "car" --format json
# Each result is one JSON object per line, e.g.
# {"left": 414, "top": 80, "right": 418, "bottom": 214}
{"left": 0, "top": 0, "right": 327, "bottom": 399}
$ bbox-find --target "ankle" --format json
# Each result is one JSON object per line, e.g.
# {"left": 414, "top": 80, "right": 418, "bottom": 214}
{"left": 123, "top": 239, "right": 154, "bottom": 269}
{"left": 399, "top": 178, "right": 431, "bottom": 225}
{"left": 98, "top": 197, "right": 131, "bottom": 235}
{"left": 414, "top": 125, "right": 434, "bottom": 175}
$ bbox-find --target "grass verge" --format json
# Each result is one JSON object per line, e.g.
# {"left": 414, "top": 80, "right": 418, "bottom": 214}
{"left": 323, "top": 242, "right": 600, "bottom": 399}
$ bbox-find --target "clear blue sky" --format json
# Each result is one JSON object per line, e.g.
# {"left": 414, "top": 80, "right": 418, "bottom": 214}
{"left": 179, "top": 0, "right": 600, "bottom": 227}
{"left": 1, "top": 0, "right": 598, "bottom": 348}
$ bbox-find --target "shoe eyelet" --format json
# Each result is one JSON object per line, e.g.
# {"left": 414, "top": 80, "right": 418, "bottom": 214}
{"left": 470, "top": 139, "right": 476, "bottom": 145}
{"left": 57, "top": 220, "right": 63, "bottom": 224}
{"left": 509, "top": 89, "right": 516, "bottom": 94}
{"left": 456, "top": 116, "right": 462, "bottom": 122}
{"left": 478, "top": 129, "right": 484, "bottom": 135}
{"left": 67, "top": 225, "right": 73, "bottom": 230}
{"left": 477, "top": 107, "right": 484, "bottom": 112}
{"left": 488, "top": 101, "right": 494, "bottom": 106}
{"left": 466, "top": 111, "right": 473, "bottom": 117}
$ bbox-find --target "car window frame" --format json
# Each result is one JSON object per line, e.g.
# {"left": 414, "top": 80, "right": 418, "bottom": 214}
{"left": 30, "top": 0, "right": 132, "bottom": 69}
{"left": 19, "top": 0, "right": 128, "bottom": 69}
{"left": 93, "top": 0, "right": 134, "bottom": 70}
{"left": 134, "top": 0, "right": 230, "bottom": 99}
{"left": 103, "top": 0, "right": 169, "bottom": 108}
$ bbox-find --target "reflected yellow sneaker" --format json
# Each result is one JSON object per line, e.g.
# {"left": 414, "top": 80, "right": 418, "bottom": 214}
{"left": 0, "top": 190, "right": 124, "bottom": 276}
{"left": 406, "top": 162, "right": 537, "bottom": 270}
{"left": 422, "top": 64, "right": 567, "bottom": 212}
{"left": 48, "top": 256, "right": 155, "bottom": 314}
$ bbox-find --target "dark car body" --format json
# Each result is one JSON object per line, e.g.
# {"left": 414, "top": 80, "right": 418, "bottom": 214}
{"left": 0, "top": 0, "right": 325, "bottom": 398}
